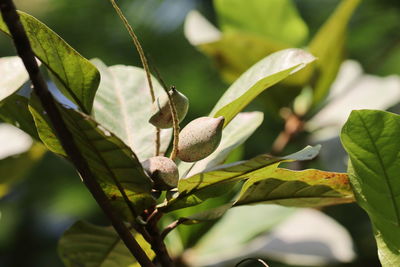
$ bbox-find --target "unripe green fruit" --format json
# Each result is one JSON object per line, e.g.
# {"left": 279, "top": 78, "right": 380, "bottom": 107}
{"left": 178, "top": 116, "right": 224, "bottom": 162}
{"left": 149, "top": 88, "right": 189, "bottom": 129}
{"left": 142, "top": 156, "right": 179, "bottom": 190}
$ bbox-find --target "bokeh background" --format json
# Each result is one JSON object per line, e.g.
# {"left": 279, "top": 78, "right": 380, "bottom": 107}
{"left": 0, "top": 0, "right": 399, "bottom": 266}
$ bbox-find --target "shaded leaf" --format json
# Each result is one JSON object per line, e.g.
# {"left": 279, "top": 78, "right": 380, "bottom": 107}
{"left": 210, "top": 49, "right": 316, "bottom": 126}
{"left": 0, "top": 142, "right": 45, "bottom": 198}
{"left": 341, "top": 110, "right": 400, "bottom": 266}
{"left": 59, "top": 220, "right": 154, "bottom": 267}
{"left": 0, "top": 56, "right": 29, "bottom": 102}
{"left": 0, "top": 94, "right": 39, "bottom": 140}
{"left": 309, "top": 0, "right": 361, "bottom": 106}
{"left": 29, "top": 95, "right": 154, "bottom": 214}
{"left": 235, "top": 168, "right": 354, "bottom": 207}
{"left": 0, "top": 12, "right": 100, "bottom": 113}
{"left": 179, "top": 111, "right": 264, "bottom": 178}
{"left": 91, "top": 59, "right": 171, "bottom": 161}
{"left": 214, "top": 0, "right": 308, "bottom": 46}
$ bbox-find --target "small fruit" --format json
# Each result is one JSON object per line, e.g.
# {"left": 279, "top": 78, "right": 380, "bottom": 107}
{"left": 149, "top": 87, "right": 189, "bottom": 129}
{"left": 142, "top": 156, "right": 179, "bottom": 190}
{"left": 178, "top": 116, "right": 224, "bottom": 162}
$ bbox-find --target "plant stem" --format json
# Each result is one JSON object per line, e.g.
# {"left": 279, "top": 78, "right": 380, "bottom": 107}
{"left": 108, "top": 0, "right": 162, "bottom": 157}
{"left": 271, "top": 108, "right": 303, "bottom": 155}
{"left": 0, "top": 1, "right": 154, "bottom": 266}
{"left": 161, "top": 218, "right": 187, "bottom": 240}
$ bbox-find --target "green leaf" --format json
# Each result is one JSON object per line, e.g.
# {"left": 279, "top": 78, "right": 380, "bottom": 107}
{"left": 235, "top": 168, "right": 354, "bottom": 207}
{"left": 0, "top": 56, "right": 29, "bottom": 102}
{"left": 309, "top": 0, "right": 361, "bottom": 106}
{"left": 188, "top": 205, "right": 295, "bottom": 264}
{"left": 0, "top": 94, "right": 39, "bottom": 140}
{"left": 0, "top": 12, "right": 100, "bottom": 113}
{"left": 341, "top": 110, "right": 400, "bottom": 266}
{"left": 91, "top": 59, "right": 171, "bottom": 161}
{"left": 214, "top": 0, "right": 308, "bottom": 46}
{"left": 179, "top": 111, "right": 264, "bottom": 178}
{"left": 184, "top": 11, "right": 289, "bottom": 83}
{"left": 59, "top": 220, "right": 154, "bottom": 267}
{"left": 28, "top": 95, "right": 154, "bottom": 214}
{"left": 0, "top": 142, "right": 46, "bottom": 198}
{"left": 210, "top": 48, "right": 316, "bottom": 127}
{"left": 163, "top": 145, "right": 320, "bottom": 212}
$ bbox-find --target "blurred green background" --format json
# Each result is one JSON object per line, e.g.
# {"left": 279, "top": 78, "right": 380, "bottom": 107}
{"left": 0, "top": 0, "right": 399, "bottom": 266}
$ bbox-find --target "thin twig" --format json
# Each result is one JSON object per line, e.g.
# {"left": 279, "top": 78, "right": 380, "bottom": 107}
{"left": 150, "top": 61, "right": 180, "bottom": 160}
{"left": 160, "top": 218, "right": 188, "bottom": 240}
{"left": 235, "top": 258, "right": 269, "bottom": 267}
{"left": 108, "top": 0, "right": 161, "bottom": 156}
{"left": 164, "top": 86, "right": 180, "bottom": 160}
{"left": 0, "top": 1, "right": 154, "bottom": 266}
{"left": 271, "top": 108, "right": 303, "bottom": 155}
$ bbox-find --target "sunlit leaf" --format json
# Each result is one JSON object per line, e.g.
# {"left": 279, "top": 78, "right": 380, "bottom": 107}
{"left": 179, "top": 111, "right": 264, "bottom": 178}
{"left": 91, "top": 59, "right": 171, "bottom": 161}
{"left": 189, "top": 208, "right": 355, "bottom": 267}
{"left": 187, "top": 205, "right": 294, "bottom": 265}
{"left": 341, "top": 110, "right": 400, "bottom": 266}
{"left": 163, "top": 146, "right": 320, "bottom": 212}
{"left": 236, "top": 168, "right": 354, "bottom": 207}
{"left": 309, "top": 0, "right": 361, "bottom": 107}
{"left": 0, "top": 56, "right": 29, "bottom": 102}
{"left": 210, "top": 48, "right": 316, "bottom": 126}
{"left": 29, "top": 95, "right": 154, "bottom": 214}
{"left": 214, "top": 0, "right": 308, "bottom": 46}
{"left": 0, "top": 12, "right": 100, "bottom": 113}
{"left": 59, "top": 220, "right": 154, "bottom": 267}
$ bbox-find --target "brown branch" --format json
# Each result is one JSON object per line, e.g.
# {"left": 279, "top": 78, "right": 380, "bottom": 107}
{"left": 0, "top": 1, "right": 154, "bottom": 266}
{"left": 160, "top": 218, "right": 188, "bottom": 240}
{"left": 271, "top": 108, "right": 304, "bottom": 155}
{"left": 235, "top": 258, "right": 269, "bottom": 267}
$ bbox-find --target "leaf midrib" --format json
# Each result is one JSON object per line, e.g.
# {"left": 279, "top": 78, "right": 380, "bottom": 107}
{"left": 357, "top": 112, "right": 400, "bottom": 226}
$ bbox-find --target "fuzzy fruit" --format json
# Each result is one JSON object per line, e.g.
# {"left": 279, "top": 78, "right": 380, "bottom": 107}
{"left": 142, "top": 156, "right": 179, "bottom": 190}
{"left": 149, "top": 87, "right": 189, "bottom": 129}
{"left": 177, "top": 116, "right": 224, "bottom": 162}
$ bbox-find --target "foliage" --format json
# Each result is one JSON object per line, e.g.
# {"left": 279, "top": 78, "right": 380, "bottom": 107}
{"left": 1, "top": 0, "right": 399, "bottom": 266}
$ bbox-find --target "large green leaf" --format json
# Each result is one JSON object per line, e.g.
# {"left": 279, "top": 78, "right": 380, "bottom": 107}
{"left": 210, "top": 48, "right": 315, "bottom": 126}
{"left": 59, "top": 220, "right": 154, "bottom": 267}
{"left": 163, "top": 146, "right": 320, "bottom": 212}
{"left": 0, "top": 12, "right": 100, "bottom": 113}
{"left": 309, "top": 0, "right": 361, "bottom": 107}
{"left": 236, "top": 168, "right": 354, "bottom": 207}
{"left": 91, "top": 59, "right": 171, "bottom": 161}
{"left": 179, "top": 111, "right": 264, "bottom": 178}
{"left": 0, "top": 56, "right": 29, "bottom": 102}
{"left": 28, "top": 95, "right": 154, "bottom": 214}
{"left": 0, "top": 94, "right": 39, "bottom": 140}
{"left": 341, "top": 110, "right": 400, "bottom": 266}
{"left": 214, "top": 0, "right": 308, "bottom": 47}
{"left": 187, "top": 205, "right": 295, "bottom": 264}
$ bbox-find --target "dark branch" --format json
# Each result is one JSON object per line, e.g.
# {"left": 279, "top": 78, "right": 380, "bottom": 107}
{"left": 160, "top": 218, "right": 188, "bottom": 240}
{"left": 0, "top": 1, "right": 154, "bottom": 266}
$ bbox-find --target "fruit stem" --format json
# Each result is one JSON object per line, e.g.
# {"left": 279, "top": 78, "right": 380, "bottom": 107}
{"left": 108, "top": 0, "right": 161, "bottom": 157}
{"left": 165, "top": 86, "right": 180, "bottom": 161}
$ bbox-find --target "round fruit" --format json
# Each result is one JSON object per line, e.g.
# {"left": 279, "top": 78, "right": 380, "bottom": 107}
{"left": 142, "top": 156, "right": 179, "bottom": 190}
{"left": 177, "top": 116, "right": 224, "bottom": 162}
{"left": 149, "top": 87, "right": 189, "bottom": 129}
